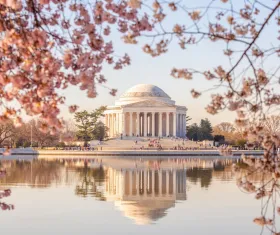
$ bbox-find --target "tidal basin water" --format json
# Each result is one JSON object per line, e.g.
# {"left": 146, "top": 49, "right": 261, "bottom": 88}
{"left": 0, "top": 156, "right": 273, "bottom": 235}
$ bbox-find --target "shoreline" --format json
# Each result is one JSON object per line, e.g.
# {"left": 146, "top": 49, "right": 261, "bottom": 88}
{"left": 0, "top": 148, "right": 265, "bottom": 157}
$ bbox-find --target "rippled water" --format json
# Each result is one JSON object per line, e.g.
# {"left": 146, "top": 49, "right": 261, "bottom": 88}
{"left": 0, "top": 156, "right": 274, "bottom": 235}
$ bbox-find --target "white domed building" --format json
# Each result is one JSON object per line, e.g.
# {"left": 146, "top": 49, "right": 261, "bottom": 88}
{"left": 104, "top": 84, "right": 187, "bottom": 137}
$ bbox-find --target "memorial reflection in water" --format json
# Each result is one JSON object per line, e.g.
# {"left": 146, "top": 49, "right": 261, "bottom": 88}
{"left": 65, "top": 157, "right": 234, "bottom": 225}
{"left": 0, "top": 156, "right": 238, "bottom": 225}
{"left": 104, "top": 167, "right": 186, "bottom": 224}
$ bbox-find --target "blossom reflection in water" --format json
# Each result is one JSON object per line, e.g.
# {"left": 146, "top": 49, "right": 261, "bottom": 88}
{"left": 0, "top": 168, "right": 14, "bottom": 211}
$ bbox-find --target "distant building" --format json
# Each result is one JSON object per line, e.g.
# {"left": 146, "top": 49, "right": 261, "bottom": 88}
{"left": 104, "top": 84, "right": 187, "bottom": 138}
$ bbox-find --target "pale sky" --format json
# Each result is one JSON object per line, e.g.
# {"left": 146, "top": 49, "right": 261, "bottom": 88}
{"left": 60, "top": 28, "right": 235, "bottom": 126}
{"left": 58, "top": 0, "right": 278, "bottom": 126}
{"left": 61, "top": 40, "right": 235, "bottom": 126}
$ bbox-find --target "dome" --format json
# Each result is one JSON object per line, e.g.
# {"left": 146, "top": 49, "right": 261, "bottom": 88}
{"left": 115, "top": 200, "right": 175, "bottom": 225}
{"left": 115, "top": 84, "right": 175, "bottom": 106}
{"left": 120, "top": 84, "right": 170, "bottom": 99}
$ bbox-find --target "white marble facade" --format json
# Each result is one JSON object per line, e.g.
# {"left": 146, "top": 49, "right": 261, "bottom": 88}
{"left": 104, "top": 84, "right": 187, "bottom": 138}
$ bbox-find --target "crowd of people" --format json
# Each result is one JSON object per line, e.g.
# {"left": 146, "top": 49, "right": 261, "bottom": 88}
{"left": 170, "top": 145, "right": 215, "bottom": 150}
{"left": 56, "top": 146, "right": 103, "bottom": 151}
{"left": 129, "top": 137, "right": 217, "bottom": 151}
{"left": 131, "top": 138, "right": 163, "bottom": 150}
{"left": 27, "top": 136, "right": 277, "bottom": 153}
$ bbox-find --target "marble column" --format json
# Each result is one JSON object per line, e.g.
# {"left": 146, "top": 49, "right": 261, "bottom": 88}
{"left": 122, "top": 112, "right": 126, "bottom": 135}
{"left": 184, "top": 114, "right": 187, "bottom": 137}
{"left": 113, "top": 114, "right": 116, "bottom": 136}
{"left": 152, "top": 112, "right": 155, "bottom": 137}
{"left": 129, "top": 112, "right": 133, "bottom": 136}
{"left": 119, "top": 113, "right": 123, "bottom": 136}
{"left": 115, "top": 114, "right": 117, "bottom": 136}
{"left": 110, "top": 114, "right": 113, "bottom": 137}
{"left": 166, "top": 112, "right": 169, "bottom": 137}
{"left": 119, "top": 113, "right": 121, "bottom": 136}
{"left": 144, "top": 112, "right": 147, "bottom": 136}
{"left": 177, "top": 113, "right": 179, "bottom": 136}
{"left": 116, "top": 113, "right": 119, "bottom": 135}
{"left": 112, "top": 114, "right": 114, "bottom": 137}
{"left": 136, "top": 112, "right": 140, "bottom": 136}
{"left": 173, "top": 112, "right": 176, "bottom": 137}
{"left": 181, "top": 114, "right": 186, "bottom": 137}
{"left": 179, "top": 114, "right": 181, "bottom": 137}
{"left": 159, "top": 112, "right": 162, "bottom": 137}
{"left": 109, "top": 114, "right": 111, "bottom": 137}
{"left": 114, "top": 114, "right": 117, "bottom": 136}
{"left": 147, "top": 114, "right": 150, "bottom": 135}
{"left": 183, "top": 114, "right": 186, "bottom": 137}
{"left": 140, "top": 114, "right": 143, "bottom": 136}
{"left": 111, "top": 114, "right": 113, "bottom": 137}
{"left": 179, "top": 114, "right": 182, "bottom": 137}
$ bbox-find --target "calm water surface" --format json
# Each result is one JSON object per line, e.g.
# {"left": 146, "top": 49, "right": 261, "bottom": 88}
{"left": 0, "top": 156, "right": 272, "bottom": 234}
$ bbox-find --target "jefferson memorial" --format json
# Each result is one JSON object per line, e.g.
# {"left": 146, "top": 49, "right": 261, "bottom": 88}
{"left": 104, "top": 84, "right": 187, "bottom": 137}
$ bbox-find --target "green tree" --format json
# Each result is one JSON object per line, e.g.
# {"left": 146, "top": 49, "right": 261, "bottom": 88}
{"left": 198, "top": 119, "right": 213, "bottom": 140}
{"left": 74, "top": 106, "right": 106, "bottom": 145}
{"left": 187, "top": 119, "right": 213, "bottom": 141}
{"left": 185, "top": 115, "right": 192, "bottom": 137}
{"left": 92, "top": 121, "right": 108, "bottom": 141}
{"left": 187, "top": 123, "right": 199, "bottom": 141}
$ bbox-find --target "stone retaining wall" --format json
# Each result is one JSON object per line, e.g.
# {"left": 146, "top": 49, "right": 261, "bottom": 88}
{"left": 37, "top": 149, "right": 264, "bottom": 156}
{"left": 0, "top": 148, "right": 265, "bottom": 157}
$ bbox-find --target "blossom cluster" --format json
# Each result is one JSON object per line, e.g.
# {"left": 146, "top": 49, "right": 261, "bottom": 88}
{"left": 0, "top": 0, "right": 154, "bottom": 132}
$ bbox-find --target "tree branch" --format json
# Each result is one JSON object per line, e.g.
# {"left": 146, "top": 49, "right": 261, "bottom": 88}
{"left": 226, "top": 2, "right": 280, "bottom": 78}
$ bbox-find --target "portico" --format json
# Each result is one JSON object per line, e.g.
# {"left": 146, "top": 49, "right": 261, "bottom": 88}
{"left": 104, "top": 84, "right": 187, "bottom": 138}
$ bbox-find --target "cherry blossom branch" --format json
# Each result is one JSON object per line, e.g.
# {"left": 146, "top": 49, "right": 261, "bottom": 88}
{"left": 226, "top": 1, "right": 280, "bottom": 78}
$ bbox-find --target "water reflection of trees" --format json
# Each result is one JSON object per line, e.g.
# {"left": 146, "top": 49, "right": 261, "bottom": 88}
{"left": 186, "top": 161, "right": 236, "bottom": 188}
{"left": 232, "top": 157, "right": 280, "bottom": 234}
{"left": 74, "top": 165, "right": 106, "bottom": 200}
{"left": 0, "top": 162, "right": 14, "bottom": 211}
{"left": 187, "top": 168, "right": 213, "bottom": 188}
{"left": 72, "top": 158, "right": 238, "bottom": 201}
{"left": 0, "top": 158, "right": 243, "bottom": 191}
{"left": 2, "top": 157, "right": 278, "bottom": 228}
{"left": 0, "top": 160, "right": 64, "bottom": 187}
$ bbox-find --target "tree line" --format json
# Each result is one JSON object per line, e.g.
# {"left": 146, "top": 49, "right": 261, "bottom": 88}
{"left": 186, "top": 119, "right": 213, "bottom": 141}
{"left": 187, "top": 116, "right": 280, "bottom": 147}
{"left": 0, "top": 106, "right": 108, "bottom": 148}
{"left": 1, "top": 110, "right": 278, "bottom": 148}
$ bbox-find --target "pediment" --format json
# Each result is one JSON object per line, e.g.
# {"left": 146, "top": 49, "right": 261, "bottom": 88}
{"left": 122, "top": 100, "right": 175, "bottom": 107}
